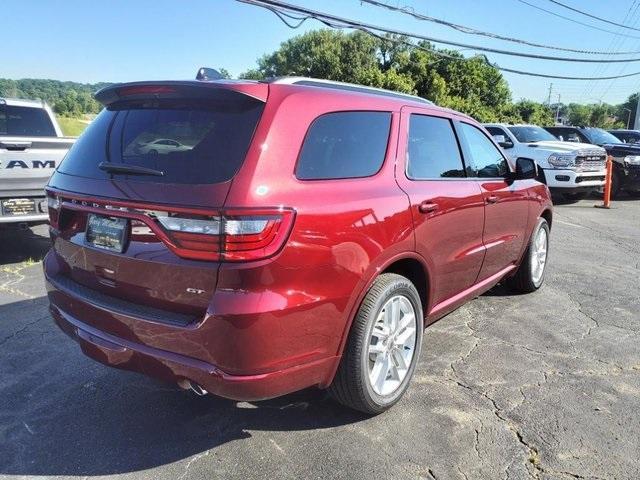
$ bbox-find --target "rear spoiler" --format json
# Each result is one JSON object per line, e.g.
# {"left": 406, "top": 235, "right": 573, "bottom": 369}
{"left": 94, "top": 81, "right": 268, "bottom": 106}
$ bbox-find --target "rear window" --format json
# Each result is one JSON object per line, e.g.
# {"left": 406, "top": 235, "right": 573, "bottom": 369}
{"left": 0, "top": 105, "right": 57, "bottom": 137}
{"left": 296, "top": 111, "right": 391, "bottom": 180}
{"left": 57, "top": 98, "right": 264, "bottom": 184}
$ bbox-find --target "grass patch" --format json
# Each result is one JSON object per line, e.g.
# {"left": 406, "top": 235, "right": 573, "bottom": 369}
{"left": 56, "top": 116, "right": 89, "bottom": 137}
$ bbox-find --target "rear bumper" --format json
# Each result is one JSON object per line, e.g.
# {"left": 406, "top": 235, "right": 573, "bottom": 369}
{"left": 44, "top": 253, "right": 340, "bottom": 401}
{"left": 49, "top": 302, "right": 338, "bottom": 401}
{"left": 0, "top": 213, "right": 48, "bottom": 224}
{"left": 0, "top": 195, "right": 48, "bottom": 224}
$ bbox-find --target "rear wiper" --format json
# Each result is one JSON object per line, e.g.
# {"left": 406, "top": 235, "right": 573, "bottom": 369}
{"left": 98, "top": 162, "right": 164, "bottom": 177}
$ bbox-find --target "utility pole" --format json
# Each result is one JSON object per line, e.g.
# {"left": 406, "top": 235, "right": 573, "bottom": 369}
{"left": 634, "top": 91, "right": 640, "bottom": 130}
{"left": 555, "top": 93, "right": 561, "bottom": 124}
{"left": 546, "top": 83, "right": 553, "bottom": 106}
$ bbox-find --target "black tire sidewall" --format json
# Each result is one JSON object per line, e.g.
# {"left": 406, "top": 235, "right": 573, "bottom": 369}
{"left": 358, "top": 278, "right": 423, "bottom": 410}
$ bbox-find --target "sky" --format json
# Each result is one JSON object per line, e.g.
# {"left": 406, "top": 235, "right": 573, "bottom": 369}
{"left": 3, "top": 0, "right": 640, "bottom": 105}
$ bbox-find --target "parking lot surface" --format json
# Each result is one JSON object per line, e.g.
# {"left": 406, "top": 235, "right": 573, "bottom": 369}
{"left": 1, "top": 197, "right": 638, "bottom": 480}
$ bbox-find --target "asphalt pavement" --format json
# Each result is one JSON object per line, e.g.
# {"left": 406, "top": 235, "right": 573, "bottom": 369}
{"left": 1, "top": 196, "right": 638, "bottom": 480}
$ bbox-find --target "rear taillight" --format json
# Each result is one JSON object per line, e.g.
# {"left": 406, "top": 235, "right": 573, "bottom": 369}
{"left": 156, "top": 209, "right": 295, "bottom": 262}
{"left": 47, "top": 194, "right": 60, "bottom": 228}
{"left": 46, "top": 190, "right": 294, "bottom": 263}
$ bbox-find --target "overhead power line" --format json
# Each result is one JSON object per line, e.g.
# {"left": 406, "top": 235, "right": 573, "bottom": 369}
{"left": 238, "top": 0, "right": 640, "bottom": 80}
{"left": 546, "top": 0, "right": 640, "bottom": 32}
{"left": 360, "top": 0, "right": 640, "bottom": 55}
{"left": 240, "top": 0, "right": 640, "bottom": 63}
{"left": 516, "top": 0, "right": 640, "bottom": 40}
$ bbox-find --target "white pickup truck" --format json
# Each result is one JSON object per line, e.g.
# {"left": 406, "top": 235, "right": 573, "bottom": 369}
{"left": 0, "top": 97, "right": 75, "bottom": 227}
{"left": 484, "top": 124, "right": 607, "bottom": 200}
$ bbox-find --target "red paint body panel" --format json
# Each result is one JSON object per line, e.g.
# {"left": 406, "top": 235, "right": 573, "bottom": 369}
{"left": 476, "top": 179, "right": 530, "bottom": 281}
{"left": 44, "top": 80, "right": 553, "bottom": 401}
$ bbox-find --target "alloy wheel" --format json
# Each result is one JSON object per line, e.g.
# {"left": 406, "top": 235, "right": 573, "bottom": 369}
{"left": 367, "top": 295, "right": 418, "bottom": 396}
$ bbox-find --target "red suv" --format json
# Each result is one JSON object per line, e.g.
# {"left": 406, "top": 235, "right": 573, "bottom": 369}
{"left": 44, "top": 73, "right": 552, "bottom": 414}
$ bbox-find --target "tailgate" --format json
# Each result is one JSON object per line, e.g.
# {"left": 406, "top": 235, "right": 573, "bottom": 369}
{"left": 0, "top": 137, "right": 73, "bottom": 195}
{"left": 47, "top": 191, "right": 221, "bottom": 322}
{"left": 45, "top": 81, "right": 267, "bottom": 325}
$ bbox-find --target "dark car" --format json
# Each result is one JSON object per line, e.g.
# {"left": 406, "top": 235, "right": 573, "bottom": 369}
{"left": 545, "top": 126, "right": 640, "bottom": 197}
{"left": 44, "top": 72, "right": 552, "bottom": 414}
{"left": 608, "top": 129, "right": 640, "bottom": 145}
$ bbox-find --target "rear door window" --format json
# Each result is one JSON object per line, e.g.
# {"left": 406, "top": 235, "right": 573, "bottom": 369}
{"left": 58, "top": 98, "right": 264, "bottom": 184}
{"left": 0, "top": 105, "right": 56, "bottom": 137}
{"left": 406, "top": 114, "right": 466, "bottom": 179}
{"left": 296, "top": 111, "right": 391, "bottom": 180}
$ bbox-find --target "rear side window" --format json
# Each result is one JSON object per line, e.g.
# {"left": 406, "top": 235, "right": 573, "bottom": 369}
{"left": 296, "top": 111, "right": 391, "bottom": 180}
{"left": 57, "top": 98, "right": 264, "bottom": 184}
{"left": 0, "top": 105, "right": 56, "bottom": 137}
{"left": 407, "top": 114, "right": 465, "bottom": 179}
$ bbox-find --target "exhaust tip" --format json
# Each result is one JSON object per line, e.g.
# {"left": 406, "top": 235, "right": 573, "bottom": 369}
{"left": 178, "top": 379, "right": 208, "bottom": 396}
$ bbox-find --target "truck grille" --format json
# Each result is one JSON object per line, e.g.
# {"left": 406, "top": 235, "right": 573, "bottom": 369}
{"left": 575, "top": 154, "right": 606, "bottom": 172}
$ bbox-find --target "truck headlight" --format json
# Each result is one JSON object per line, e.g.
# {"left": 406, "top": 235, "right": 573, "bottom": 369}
{"left": 624, "top": 155, "right": 640, "bottom": 165}
{"left": 548, "top": 154, "right": 575, "bottom": 168}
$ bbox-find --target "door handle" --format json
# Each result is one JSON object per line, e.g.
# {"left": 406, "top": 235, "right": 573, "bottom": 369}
{"left": 419, "top": 201, "right": 439, "bottom": 214}
{"left": 486, "top": 195, "right": 499, "bottom": 204}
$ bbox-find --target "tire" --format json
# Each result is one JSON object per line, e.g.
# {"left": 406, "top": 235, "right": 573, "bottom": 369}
{"left": 149, "top": 149, "right": 159, "bottom": 155}
{"left": 506, "top": 217, "right": 550, "bottom": 293}
{"left": 328, "top": 273, "right": 423, "bottom": 415}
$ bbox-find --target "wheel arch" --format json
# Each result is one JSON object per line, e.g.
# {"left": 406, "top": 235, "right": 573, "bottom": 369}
{"left": 381, "top": 257, "right": 429, "bottom": 317}
{"left": 321, "top": 252, "right": 432, "bottom": 388}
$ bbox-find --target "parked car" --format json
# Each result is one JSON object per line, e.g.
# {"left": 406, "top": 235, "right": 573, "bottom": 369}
{"left": 545, "top": 126, "right": 640, "bottom": 197}
{"left": 44, "top": 73, "right": 552, "bottom": 414}
{"left": 0, "top": 97, "right": 75, "bottom": 227}
{"left": 484, "top": 123, "right": 606, "bottom": 201}
{"left": 608, "top": 129, "right": 640, "bottom": 144}
{"left": 136, "top": 138, "right": 191, "bottom": 155}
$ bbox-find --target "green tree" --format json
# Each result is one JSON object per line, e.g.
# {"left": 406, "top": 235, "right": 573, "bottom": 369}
{"left": 513, "top": 100, "right": 554, "bottom": 126}
{"left": 567, "top": 103, "right": 592, "bottom": 126}
{"left": 240, "top": 30, "right": 513, "bottom": 121}
{"left": 616, "top": 93, "right": 637, "bottom": 129}
{"left": 0, "top": 78, "right": 108, "bottom": 116}
{"left": 242, "top": 30, "right": 416, "bottom": 93}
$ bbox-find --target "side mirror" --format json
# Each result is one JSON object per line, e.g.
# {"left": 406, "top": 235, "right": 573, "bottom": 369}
{"left": 492, "top": 134, "right": 514, "bottom": 149}
{"left": 514, "top": 157, "right": 537, "bottom": 180}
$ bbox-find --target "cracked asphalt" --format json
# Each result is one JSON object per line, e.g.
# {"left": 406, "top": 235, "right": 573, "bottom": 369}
{"left": 0, "top": 197, "right": 638, "bottom": 480}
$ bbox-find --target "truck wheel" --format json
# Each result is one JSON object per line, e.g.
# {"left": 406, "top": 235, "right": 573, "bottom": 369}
{"left": 328, "top": 273, "right": 423, "bottom": 415}
{"left": 506, "top": 217, "right": 549, "bottom": 293}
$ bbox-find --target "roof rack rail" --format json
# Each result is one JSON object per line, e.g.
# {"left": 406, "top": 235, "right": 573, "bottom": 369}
{"left": 265, "top": 77, "right": 433, "bottom": 105}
